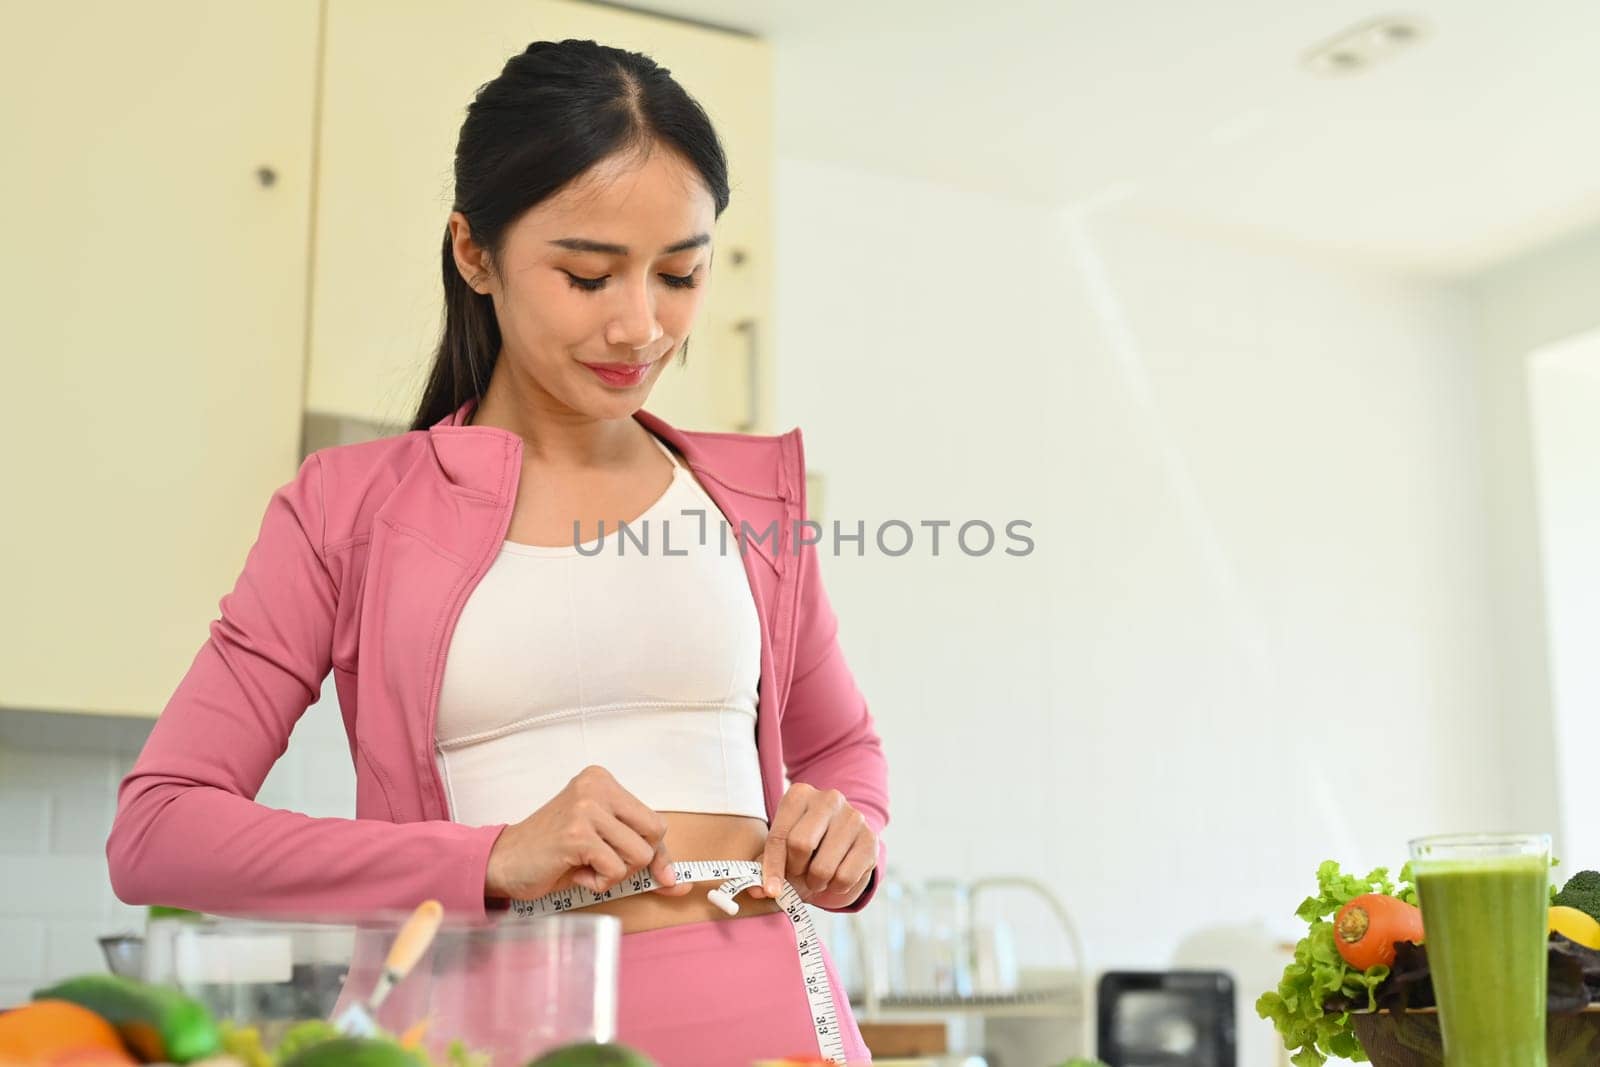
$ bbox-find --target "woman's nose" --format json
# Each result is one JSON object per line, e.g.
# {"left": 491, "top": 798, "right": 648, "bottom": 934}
{"left": 605, "top": 278, "right": 663, "bottom": 350}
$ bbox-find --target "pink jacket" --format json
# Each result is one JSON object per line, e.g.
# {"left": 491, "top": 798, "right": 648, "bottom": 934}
{"left": 106, "top": 400, "right": 889, "bottom": 920}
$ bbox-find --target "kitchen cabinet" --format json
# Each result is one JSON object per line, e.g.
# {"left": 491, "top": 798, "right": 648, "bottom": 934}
{"left": 307, "top": 0, "right": 775, "bottom": 434}
{"left": 1, "top": 1, "right": 772, "bottom": 719}
{"left": 0, "top": 2, "right": 321, "bottom": 717}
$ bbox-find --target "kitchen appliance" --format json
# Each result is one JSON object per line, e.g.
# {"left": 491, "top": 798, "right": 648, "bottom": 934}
{"left": 97, "top": 934, "right": 144, "bottom": 979}
{"left": 1096, "top": 970, "right": 1236, "bottom": 1067}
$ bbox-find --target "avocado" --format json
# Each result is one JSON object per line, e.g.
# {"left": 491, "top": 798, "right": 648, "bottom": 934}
{"left": 526, "top": 1042, "right": 657, "bottom": 1067}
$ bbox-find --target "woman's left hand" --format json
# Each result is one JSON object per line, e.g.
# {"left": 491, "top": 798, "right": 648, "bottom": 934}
{"left": 750, "top": 782, "right": 876, "bottom": 909}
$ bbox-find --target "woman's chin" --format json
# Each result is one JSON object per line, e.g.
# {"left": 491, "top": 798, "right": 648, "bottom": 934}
{"left": 574, "top": 383, "right": 656, "bottom": 421}
{"left": 573, "top": 369, "right": 663, "bottom": 416}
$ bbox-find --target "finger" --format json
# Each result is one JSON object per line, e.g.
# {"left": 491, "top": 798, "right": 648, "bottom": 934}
{"left": 762, "top": 789, "right": 812, "bottom": 896}
{"left": 648, "top": 837, "right": 694, "bottom": 896}
{"left": 807, "top": 811, "right": 865, "bottom": 894}
{"left": 594, "top": 811, "right": 657, "bottom": 874}
{"left": 603, "top": 781, "right": 670, "bottom": 845}
{"left": 828, "top": 833, "right": 877, "bottom": 899}
{"left": 578, "top": 837, "right": 628, "bottom": 893}
{"left": 785, "top": 803, "right": 834, "bottom": 890}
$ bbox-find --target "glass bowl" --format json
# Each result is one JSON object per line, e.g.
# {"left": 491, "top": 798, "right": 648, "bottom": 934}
{"left": 145, "top": 911, "right": 620, "bottom": 1066}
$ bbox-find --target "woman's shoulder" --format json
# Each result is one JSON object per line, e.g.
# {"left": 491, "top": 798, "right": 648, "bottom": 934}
{"left": 307, "top": 429, "right": 433, "bottom": 494}
{"left": 286, "top": 430, "right": 436, "bottom": 549}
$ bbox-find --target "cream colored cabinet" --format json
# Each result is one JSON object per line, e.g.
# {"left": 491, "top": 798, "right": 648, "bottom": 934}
{"left": 307, "top": 0, "right": 774, "bottom": 433}
{"left": 0, "top": 3, "right": 320, "bottom": 717}
{"left": 0, "top": 1, "right": 771, "bottom": 719}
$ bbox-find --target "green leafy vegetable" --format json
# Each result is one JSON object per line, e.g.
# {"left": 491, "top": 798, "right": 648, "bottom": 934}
{"left": 1554, "top": 870, "right": 1600, "bottom": 923}
{"left": 1257, "top": 860, "right": 1420, "bottom": 1066}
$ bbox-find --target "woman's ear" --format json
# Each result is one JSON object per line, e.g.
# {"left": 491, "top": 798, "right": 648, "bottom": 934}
{"left": 448, "top": 211, "right": 494, "bottom": 295}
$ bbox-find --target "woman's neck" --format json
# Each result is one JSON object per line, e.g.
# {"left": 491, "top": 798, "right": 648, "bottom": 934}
{"left": 469, "top": 358, "right": 645, "bottom": 469}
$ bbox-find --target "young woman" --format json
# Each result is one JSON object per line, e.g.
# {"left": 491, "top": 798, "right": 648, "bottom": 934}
{"left": 107, "top": 39, "right": 888, "bottom": 1065}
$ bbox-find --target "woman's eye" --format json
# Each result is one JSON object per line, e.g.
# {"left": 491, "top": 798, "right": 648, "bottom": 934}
{"left": 563, "top": 272, "right": 607, "bottom": 292}
{"left": 561, "top": 270, "right": 699, "bottom": 293}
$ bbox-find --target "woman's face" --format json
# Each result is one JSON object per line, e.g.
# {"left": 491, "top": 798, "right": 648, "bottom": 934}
{"left": 452, "top": 146, "right": 717, "bottom": 422}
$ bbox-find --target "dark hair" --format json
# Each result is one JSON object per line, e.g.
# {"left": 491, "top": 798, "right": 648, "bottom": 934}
{"left": 411, "top": 39, "right": 731, "bottom": 431}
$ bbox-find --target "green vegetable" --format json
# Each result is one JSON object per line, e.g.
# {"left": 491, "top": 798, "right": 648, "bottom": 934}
{"left": 280, "top": 1035, "right": 426, "bottom": 1067}
{"left": 276, "top": 1018, "right": 343, "bottom": 1060}
{"left": 525, "top": 1042, "right": 657, "bottom": 1067}
{"left": 32, "top": 973, "right": 221, "bottom": 1063}
{"left": 1554, "top": 870, "right": 1600, "bottom": 923}
{"left": 1256, "top": 861, "right": 1420, "bottom": 1067}
{"left": 441, "top": 1038, "right": 493, "bottom": 1067}
{"left": 217, "top": 1020, "right": 273, "bottom": 1067}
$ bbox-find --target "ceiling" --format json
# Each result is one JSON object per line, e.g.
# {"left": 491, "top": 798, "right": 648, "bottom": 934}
{"left": 622, "top": 0, "right": 1600, "bottom": 277}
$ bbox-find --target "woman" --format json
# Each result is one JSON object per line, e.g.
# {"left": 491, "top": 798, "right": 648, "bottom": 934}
{"left": 106, "top": 39, "right": 888, "bottom": 1065}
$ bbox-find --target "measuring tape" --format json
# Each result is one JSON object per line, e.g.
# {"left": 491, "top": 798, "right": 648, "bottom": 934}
{"left": 511, "top": 859, "right": 848, "bottom": 1063}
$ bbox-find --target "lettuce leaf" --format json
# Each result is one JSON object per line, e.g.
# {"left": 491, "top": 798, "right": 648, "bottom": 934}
{"left": 1257, "top": 861, "right": 1419, "bottom": 1066}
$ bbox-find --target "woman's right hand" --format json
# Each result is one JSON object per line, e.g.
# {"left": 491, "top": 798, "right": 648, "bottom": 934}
{"left": 483, "top": 765, "right": 696, "bottom": 901}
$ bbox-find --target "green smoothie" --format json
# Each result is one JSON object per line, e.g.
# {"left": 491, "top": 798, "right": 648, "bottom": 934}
{"left": 1414, "top": 854, "right": 1549, "bottom": 1067}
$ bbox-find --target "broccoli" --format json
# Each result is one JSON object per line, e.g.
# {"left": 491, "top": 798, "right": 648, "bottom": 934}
{"left": 1553, "top": 870, "right": 1600, "bottom": 923}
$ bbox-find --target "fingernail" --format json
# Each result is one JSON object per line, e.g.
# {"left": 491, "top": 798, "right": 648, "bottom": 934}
{"left": 765, "top": 879, "right": 780, "bottom": 896}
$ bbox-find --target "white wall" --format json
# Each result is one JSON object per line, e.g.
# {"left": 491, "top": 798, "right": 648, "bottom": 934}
{"left": 772, "top": 150, "right": 1512, "bottom": 1064}
{"left": 1472, "top": 224, "right": 1600, "bottom": 850}
{"left": 1528, "top": 328, "right": 1600, "bottom": 868}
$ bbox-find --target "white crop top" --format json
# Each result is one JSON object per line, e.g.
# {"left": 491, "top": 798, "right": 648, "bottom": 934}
{"left": 434, "top": 432, "right": 766, "bottom": 827}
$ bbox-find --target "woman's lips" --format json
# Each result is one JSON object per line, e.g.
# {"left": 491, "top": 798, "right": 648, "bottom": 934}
{"left": 583, "top": 359, "right": 654, "bottom": 388}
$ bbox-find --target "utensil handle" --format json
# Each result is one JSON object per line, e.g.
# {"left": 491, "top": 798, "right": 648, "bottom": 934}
{"left": 385, "top": 899, "right": 444, "bottom": 976}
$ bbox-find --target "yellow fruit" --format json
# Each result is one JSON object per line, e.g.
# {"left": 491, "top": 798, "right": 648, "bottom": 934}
{"left": 1549, "top": 905, "right": 1600, "bottom": 949}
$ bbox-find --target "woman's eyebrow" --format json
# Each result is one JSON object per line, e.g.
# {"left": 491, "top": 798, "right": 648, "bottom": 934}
{"left": 549, "top": 234, "right": 710, "bottom": 255}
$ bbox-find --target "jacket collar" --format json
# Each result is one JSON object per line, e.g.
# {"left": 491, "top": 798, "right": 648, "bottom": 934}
{"left": 429, "top": 397, "right": 790, "bottom": 573}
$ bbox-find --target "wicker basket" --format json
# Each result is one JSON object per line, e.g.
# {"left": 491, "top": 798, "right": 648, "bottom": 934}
{"left": 1349, "top": 1007, "right": 1600, "bottom": 1066}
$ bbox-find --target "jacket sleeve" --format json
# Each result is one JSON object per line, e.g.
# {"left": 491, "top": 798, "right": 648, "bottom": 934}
{"left": 780, "top": 520, "right": 890, "bottom": 913}
{"left": 105, "top": 454, "right": 507, "bottom": 920}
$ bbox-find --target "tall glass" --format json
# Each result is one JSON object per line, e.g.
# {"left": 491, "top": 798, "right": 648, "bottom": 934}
{"left": 1410, "top": 833, "right": 1551, "bottom": 1067}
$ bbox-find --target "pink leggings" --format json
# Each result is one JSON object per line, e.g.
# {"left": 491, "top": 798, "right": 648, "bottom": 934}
{"left": 617, "top": 911, "right": 872, "bottom": 1066}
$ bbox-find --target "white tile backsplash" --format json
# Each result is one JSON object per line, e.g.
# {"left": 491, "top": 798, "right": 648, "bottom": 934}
{"left": 0, "top": 921, "right": 45, "bottom": 983}
{"left": 0, "top": 856, "right": 122, "bottom": 919}
{"left": 0, "top": 982, "right": 35, "bottom": 1011}
{"left": 0, "top": 675, "right": 354, "bottom": 989}
{"left": 43, "top": 919, "right": 122, "bottom": 979}
{"left": 49, "top": 786, "right": 118, "bottom": 855}
{"left": 0, "top": 787, "right": 50, "bottom": 853}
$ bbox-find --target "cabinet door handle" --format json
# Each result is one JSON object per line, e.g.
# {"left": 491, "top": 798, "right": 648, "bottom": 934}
{"left": 734, "top": 318, "right": 760, "bottom": 432}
